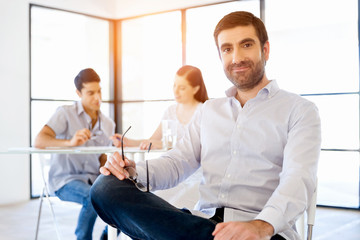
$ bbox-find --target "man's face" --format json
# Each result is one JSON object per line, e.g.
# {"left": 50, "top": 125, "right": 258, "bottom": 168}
{"left": 217, "top": 25, "right": 269, "bottom": 91}
{"left": 77, "top": 82, "right": 102, "bottom": 113}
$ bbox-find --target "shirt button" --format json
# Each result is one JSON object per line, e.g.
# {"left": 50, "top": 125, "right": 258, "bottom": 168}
{"left": 227, "top": 174, "right": 231, "bottom": 178}
{"left": 221, "top": 194, "right": 225, "bottom": 198}
{"left": 233, "top": 150, "right": 236, "bottom": 155}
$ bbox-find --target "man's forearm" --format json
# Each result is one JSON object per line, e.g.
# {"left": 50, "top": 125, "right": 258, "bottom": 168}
{"left": 34, "top": 133, "right": 71, "bottom": 148}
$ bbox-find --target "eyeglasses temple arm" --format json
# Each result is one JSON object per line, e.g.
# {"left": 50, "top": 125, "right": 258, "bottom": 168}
{"left": 146, "top": 142, "right": 151, "bottom": 192}
{"left": 121, "top": 126, "right": 132, "bottom": 161}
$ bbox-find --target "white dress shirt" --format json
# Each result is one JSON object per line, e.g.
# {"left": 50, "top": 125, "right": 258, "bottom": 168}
{"left": 137, "top": 80, "right": 321, "bottom": 239}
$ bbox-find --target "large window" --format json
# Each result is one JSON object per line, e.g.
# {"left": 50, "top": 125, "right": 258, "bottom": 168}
{"left": 265, "top": 0, "right": 359, "bottom": 208}
{"left": 30, "top": 6, "right": 113, "bottom": 197}
{"left": 121, "top": 11, "right": 183, "bottom": 139}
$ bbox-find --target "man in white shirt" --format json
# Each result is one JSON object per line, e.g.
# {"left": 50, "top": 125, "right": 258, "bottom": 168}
{"left": 90, "top": 11, "right": 321, "bottom": 240}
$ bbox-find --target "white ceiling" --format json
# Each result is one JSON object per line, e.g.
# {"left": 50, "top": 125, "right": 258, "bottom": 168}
{"left": 30, "top": 0, "right": 228, "bottom": 19}
{"left": 113, "top": 0, "right": 230, "bottom": 19}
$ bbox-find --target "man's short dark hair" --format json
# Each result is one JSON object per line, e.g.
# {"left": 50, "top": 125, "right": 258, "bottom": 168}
{"left": 74, "top": 68, "right": 101, "bottom": 91}
{"left": 213, "top": 11, "right": 268, "bottom": 51}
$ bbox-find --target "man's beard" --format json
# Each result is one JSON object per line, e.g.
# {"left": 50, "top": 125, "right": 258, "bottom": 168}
{"left": 225, "top": 54, "right": 266, "bottom": 91}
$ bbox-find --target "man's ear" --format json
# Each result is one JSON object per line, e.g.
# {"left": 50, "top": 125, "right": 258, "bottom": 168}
{"left": 263, "top": 41, "right": 270, "bottom": 61}
{"left": 76, "top": 89, "right": 82, "bottom": 98}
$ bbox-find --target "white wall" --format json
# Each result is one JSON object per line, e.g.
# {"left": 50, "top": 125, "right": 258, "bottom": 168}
{"left": 0, "top": 0, "right": 30, "bottom": 205}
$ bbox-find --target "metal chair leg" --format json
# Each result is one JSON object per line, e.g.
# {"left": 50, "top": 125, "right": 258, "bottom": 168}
{"left": 35, "top": 187, "right": 45, "bottom": 240}
{"left": 36, "top": 154, "right": 62, "bottom": 240}
{"left": 307, "top": 224, "right": 313, "bottom": 240}
{"left": 43, "top": 183, "right": 62, "bottom": 240}
{"left": 306, "top": 179, "right": 317, "bottom": 240}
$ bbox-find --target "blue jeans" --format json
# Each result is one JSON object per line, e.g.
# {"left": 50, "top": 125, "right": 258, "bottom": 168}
{"left": 90, "top": 174, "right": 216, "bottom": 240}
{"left": 56, "top": 179, "right": 106, "bottom": 240}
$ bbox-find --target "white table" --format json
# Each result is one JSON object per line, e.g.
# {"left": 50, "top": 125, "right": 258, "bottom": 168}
{"left": 4, "top": 146, "right": 162, "bottom": 240}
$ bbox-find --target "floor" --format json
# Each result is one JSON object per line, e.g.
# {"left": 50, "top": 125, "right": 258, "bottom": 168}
{"left": 0, "top": 198, "right": 359, "bottom": 240}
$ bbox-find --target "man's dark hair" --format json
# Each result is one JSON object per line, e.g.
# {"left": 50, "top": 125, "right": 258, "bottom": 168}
{"left": 74, "top": 68, "right": 101, "bottom": 91}
{"left": 213, "top": 11, "right": 268, "bottom": 50}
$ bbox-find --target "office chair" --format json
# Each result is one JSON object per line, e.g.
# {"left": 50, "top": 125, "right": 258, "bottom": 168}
{"left": 297, "top": 179, "right": 318, "bottom": 240}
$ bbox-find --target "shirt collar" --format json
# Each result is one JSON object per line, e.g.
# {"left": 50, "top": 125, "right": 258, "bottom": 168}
{"left": 225, "top": 86, "right": 238, "bottom": 98}
{"left": 260, "top": 80, "right": 279, "bottom": 99}
{"left": 76, "top": 101, "right": 103, "bottom": 116}
{"left": 225, "top": 80, "right": 280, "bottom": 99}
{"left": 76, "top": 101, "right": 103, "bottom": 128}
{"left": 76, "top": 101, "right": 84, "bottom": 116}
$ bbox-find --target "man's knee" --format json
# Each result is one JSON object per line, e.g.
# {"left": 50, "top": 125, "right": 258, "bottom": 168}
{"left": 90, "top": 174, "right": 114, "bottom": 203}
{"left": 90, "top": 174, "right": 131, "bottom": 206}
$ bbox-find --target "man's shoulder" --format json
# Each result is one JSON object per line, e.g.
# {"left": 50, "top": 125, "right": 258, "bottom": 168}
{"left": 200, "top": 97, "right": 231, "bottom": 115}
{"left": 56, "top": 102, "right": 76, "bottom": 112}
{"left": 276, "top": 89, "right": 318, "bottom": 112}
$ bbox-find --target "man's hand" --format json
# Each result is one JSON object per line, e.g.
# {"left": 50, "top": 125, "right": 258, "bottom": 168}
{"left": 212, "top": 220, "right": 274, "bottom": 240}
{"left": 100, "top": 151, "right": 136, "bottom": 181}
{"left": 69, "top": 128, "right": 91, "bottom": 146}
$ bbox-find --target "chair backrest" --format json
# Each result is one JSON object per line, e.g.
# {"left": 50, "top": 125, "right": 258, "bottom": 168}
{"left": 306, "top": 179, "right": 318, "bottom": 240}
{"left": 295, "top": 178, "right": 318, "bottom": 240}
{"left": 38, "top": 153, "right": 53, "bottom": 195}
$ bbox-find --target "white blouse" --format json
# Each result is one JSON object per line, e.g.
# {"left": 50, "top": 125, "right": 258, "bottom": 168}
{"left": 161, "top": 103, "right": 203, "bottom": 141}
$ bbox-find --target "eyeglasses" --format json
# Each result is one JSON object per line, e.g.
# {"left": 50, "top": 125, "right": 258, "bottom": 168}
{"left": 121, "top": 126, "right": 151, "bottom": 192}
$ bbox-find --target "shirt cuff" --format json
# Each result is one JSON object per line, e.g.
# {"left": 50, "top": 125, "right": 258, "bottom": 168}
{"left": 255, "top": 206, "right": 288, "bottom": 234}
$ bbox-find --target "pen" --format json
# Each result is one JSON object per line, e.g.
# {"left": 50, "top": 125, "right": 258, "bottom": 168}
{"left": 148, "top": 142, "right": 152, "bottom": 152}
